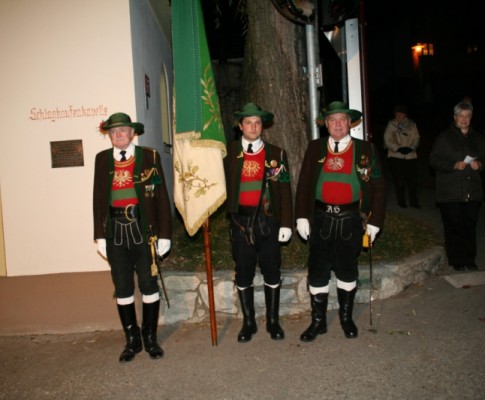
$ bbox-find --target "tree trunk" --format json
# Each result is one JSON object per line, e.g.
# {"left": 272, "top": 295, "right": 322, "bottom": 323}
{"left": 241, "top": 0, "right": 311, "bottom": 194}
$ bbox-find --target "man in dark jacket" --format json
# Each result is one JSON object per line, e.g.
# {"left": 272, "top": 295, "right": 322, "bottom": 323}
{"left": 295, "top": 101, "right": 386, "bottom": 342}
{"left": 429, "top": 102, "right": 485, "bottom": 271}
{"left": 93, "top": 112, "right": 172, "bottom": 362}
{"left": 225, "top": 103, "right": 293, "bottom": 343}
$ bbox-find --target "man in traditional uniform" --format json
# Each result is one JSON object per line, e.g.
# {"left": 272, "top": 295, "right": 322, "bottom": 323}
{"left": 295, "top": 101, "right": 386, "bottom": 341}
{"left": 93, "top": 112, "right": 172, "bottom": 362}
{"left": 225, "top": 103, "right": 293, "bottom": 342}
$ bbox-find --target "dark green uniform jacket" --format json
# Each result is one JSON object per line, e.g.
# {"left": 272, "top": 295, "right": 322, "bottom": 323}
{"left": 224, "top": 140, "right": 293, "bottom": 229}
{"left": 93, "top": 145, "right": 172, "bottom": 241}
{"left": 295, "top": 137, "right": 386, "bottom": 229}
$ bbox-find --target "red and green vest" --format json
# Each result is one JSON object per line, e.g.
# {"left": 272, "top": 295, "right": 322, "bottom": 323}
{"left": 316, "top": 142, "right": 361, "bottom": 204}
{"left": 239, "top": 149, "right": 266, "bottom": 206}
{"left": 110, "top": 158, "right": 139, "bottom": 207}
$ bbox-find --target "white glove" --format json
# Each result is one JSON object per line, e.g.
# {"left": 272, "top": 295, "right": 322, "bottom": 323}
{"left": 366, "top": 224, "right": 380, "bottom": 244}
{"left": 157, "top": 238, "right": 171, "bottom": 257}
{"left": 296, "top": 218, "right": 310, "bottom": 240}
{"left": 96, "top": 238, "right": 107, "bottom": 259}
{"left": 278, "top": 227, "right": 292, "bottom": 242}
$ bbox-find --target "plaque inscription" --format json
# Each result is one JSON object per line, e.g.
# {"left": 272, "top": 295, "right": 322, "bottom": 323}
{"left": 50, "top": 140, "right": 84, "bottom": 168}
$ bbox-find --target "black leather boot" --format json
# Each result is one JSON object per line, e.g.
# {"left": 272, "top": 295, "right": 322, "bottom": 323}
{"left": 237, "top": 286, "right": 257, "bottom": 343}
{"left": 264, "top": 284, "right": 285, "bottom": 340}
{"left": 117, "top": 303, "right": 142, "bottom": 363}
{"left": 142, "top": 300, "right": 164, "bottom": 359}
{"left": 337, "top": 287, "right": 358, "bottom": 339}
{"left": 300, "top": 293, "right": 328, "bottom": 342}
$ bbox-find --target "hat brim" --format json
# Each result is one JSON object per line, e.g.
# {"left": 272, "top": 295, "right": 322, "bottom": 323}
{"left": 317, "top": 109, "right": 362, "bottom": 124}
{"left": 234, "top": 110, "right": 274, "bottom": 123}
{"left": 101, "top": 122, "right": 144, "bottom": 135}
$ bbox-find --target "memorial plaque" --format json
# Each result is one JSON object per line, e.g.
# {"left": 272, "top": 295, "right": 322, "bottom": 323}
{"left": 50, "top": 140, "right": 84, "bottom": 168}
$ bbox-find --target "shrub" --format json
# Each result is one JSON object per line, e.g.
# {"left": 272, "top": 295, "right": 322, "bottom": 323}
{"left": 162, "top": 208, "right": 441, "bottom": 272}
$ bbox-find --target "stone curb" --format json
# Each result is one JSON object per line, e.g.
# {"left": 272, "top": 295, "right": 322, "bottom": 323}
{"left": 158, "top": 246, "right": 447, "bottom": 325}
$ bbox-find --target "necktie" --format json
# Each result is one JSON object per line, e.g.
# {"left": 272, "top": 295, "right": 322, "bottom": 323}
{"left": 120, "top": 150, "right": 127, "bottom": 161}
{"left": 334, "top": 142, "right": 339, "bottom": 153}
{"left": 247, "top": 143, "right": 253, "bottom": 153}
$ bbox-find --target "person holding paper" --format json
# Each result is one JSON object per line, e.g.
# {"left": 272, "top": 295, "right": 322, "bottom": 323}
{"left": 429, "top": 102, "right": 485, "bottom": 271}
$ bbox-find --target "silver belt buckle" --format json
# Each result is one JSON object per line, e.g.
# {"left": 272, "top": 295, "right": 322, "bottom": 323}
{"left": 124, "top": 204, "right": 136, "bottom": 222}
{"left": 325, "top": 205, "right": 341, "bottom": 214}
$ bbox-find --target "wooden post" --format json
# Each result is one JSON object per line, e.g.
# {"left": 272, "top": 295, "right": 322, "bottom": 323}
{"left": 203, "top": 218, "right": 217, "bottom": 345}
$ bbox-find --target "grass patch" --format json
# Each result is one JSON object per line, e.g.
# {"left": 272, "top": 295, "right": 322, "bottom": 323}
{"left": 163, "top": 208, "right": 442, "bottom": 272}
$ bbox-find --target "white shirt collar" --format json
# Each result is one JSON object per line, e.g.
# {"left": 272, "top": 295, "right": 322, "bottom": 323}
{"left": 242, "top": 137, "right": 263, "bottom": 153}
{"left": 329, "top": 134, "right": 351, "bottom": 148}
{"left": 113, "top": 143, "right": 135, "bottom": 161}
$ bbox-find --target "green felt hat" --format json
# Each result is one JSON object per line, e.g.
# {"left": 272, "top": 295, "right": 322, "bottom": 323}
{"left": 317, "top": 101, "right": 362, "bottom": 123}
{"left": 100, "top": 112, "right": 144, "bottom": 135}
{"left": 233, "top": 103, "right": 274, "bottom": 123}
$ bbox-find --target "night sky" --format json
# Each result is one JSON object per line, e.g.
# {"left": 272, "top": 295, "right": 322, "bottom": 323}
{"left": 364, "top": 0, "right": 484, "bottom": 126}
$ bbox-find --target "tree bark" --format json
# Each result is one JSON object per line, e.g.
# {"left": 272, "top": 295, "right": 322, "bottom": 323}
{"left": 241, "top": 0, "right": 311, "bottom": 194}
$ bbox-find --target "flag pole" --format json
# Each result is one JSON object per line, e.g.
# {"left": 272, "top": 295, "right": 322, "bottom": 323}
{"left": 203, "top": 218, "right": 217, "bottom": 346}
{"left": 172, "top": 0, "right": 225, "bottom": 346}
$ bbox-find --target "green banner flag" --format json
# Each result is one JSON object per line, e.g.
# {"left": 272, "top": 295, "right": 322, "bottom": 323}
{"left": 172, "top": 0, "right": 227, "bottom": 236}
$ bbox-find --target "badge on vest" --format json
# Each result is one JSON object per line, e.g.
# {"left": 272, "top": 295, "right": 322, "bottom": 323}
{"left": 356, "top": 155, "right": 372, "bottom": 182}
{"left": 265, "top": 159, "right": 290, "bottom": 182}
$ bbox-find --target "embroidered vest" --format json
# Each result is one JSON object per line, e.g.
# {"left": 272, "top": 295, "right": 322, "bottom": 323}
{"left": 111, "top": 158, "right": 138, "bottom": 207}
{"left": 239, "top": 148, "right": 265, "bottom": 206}
{"left": 316, "top": 142, "right": 361, "bottom": 204}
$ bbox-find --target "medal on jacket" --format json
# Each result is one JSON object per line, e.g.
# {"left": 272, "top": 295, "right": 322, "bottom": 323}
{"left": 356, "top": 155, "right": 371, "bottom": 182}
{"left": 138, "top": 165, "right": 161, "bottom": 197}
{"left": 265, "top": 159, "right": 290, "bottom": 182}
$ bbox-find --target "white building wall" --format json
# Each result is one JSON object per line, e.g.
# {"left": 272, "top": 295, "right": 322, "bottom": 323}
{"left": 0, "top": 0, "right": 172, "bottom": 276}
{"left": 130, "top": 0, "right": 174, "bottom": 207}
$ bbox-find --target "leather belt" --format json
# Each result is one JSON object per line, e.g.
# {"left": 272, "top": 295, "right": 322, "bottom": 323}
{"left": 236, "top": 206, "right": 258, "bottom": 216}
{"left": 110, "top": 204, "right": 139, "bottom": 221}
{"left": 315, "top": 201, "right": 359, "bottom": 216}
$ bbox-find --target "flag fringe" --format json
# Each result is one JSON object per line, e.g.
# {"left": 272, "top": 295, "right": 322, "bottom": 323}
{"left": 175, "top": 131, "right": 201, "bottom": 141}
{"left": 175, "top": 192, "right": 227, "bottom": 237}
{"left": 175, "top": 133, "right": 227, "bottom": 156}
{"left": 190, "top": 138, "right": 227, "bottom": 155}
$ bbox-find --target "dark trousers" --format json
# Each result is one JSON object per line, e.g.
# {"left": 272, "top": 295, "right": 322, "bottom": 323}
{"left": 439, "top": 201, "right": 480, "bottom": 266}
{"left": 307, "top": 211, "right": 364, "bottom": 287}
{"left": 388, "top": 157, "right": 419, "bottom": 206}
{"left": 230, "top": 213, "right": 281, "bottom": 287}
{"left": 106, "top": 219, "right": 158, "bottom": 298}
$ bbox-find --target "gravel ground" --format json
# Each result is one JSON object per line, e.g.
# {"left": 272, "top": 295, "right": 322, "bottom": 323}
{"left": 2, "top": 152, "right": 484, "bottom": 400}
{"left": 1, "top": 272, "right": 484, "bottom": 400}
